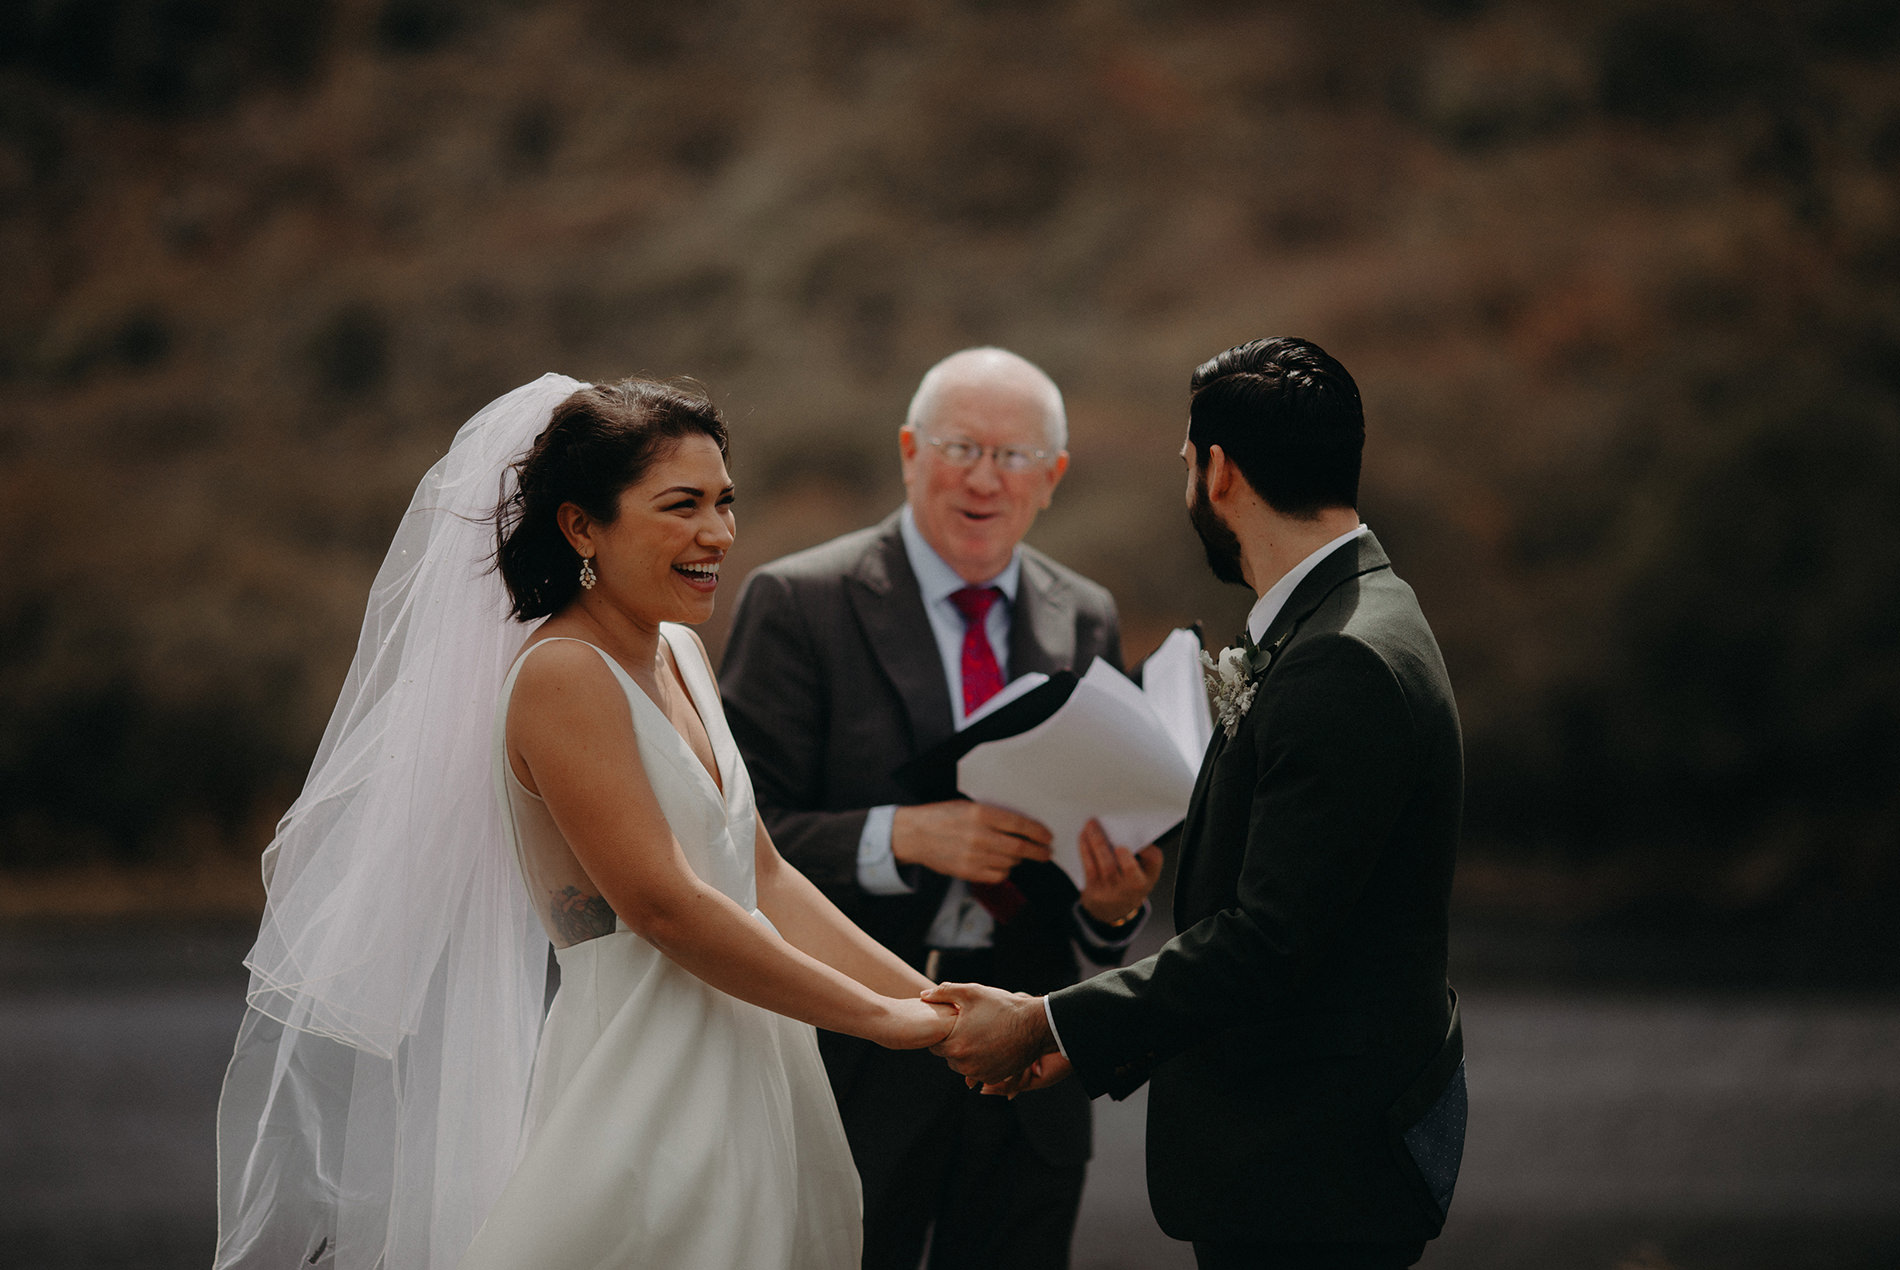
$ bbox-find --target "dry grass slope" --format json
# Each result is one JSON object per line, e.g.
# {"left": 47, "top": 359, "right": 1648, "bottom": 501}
{"left": 2, "top": 0, "right": 1897, "bottom": 919}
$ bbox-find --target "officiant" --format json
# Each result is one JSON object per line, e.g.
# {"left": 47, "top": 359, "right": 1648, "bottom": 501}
{"left": 720, "top": 347, "right": 1163, "bottom": 1270}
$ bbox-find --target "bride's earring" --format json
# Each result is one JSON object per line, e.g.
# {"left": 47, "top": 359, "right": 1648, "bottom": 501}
{"left": 579, "top": 555, "right": 597, "bottom": 590}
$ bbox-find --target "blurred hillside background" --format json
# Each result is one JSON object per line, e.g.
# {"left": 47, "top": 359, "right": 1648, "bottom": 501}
{"left": 6, "top": 4, "right": 1900, "bottom": 1268}
{"left": 2, "top": 0, "right": 1898, "bottom": 975}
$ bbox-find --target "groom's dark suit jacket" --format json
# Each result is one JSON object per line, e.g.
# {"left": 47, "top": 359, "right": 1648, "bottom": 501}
{"left": 1049, "top": 533, "right": 1465, "bottom": 1245}
{"left": 719, "top": 509, "right": 1125, "bottom": 1167}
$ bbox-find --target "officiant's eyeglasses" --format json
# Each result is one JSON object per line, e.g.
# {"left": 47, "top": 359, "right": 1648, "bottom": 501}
{"left": 923, "top": 437, "right": 1056, "bottom": 473}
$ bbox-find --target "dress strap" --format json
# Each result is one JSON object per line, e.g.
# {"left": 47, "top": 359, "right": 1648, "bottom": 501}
{"left": 504, "top": 635, "right": 626, "bottom": 687}
{"left": 658, "top": 624, "right": 715, "bottom": 700}
{"left": 658, "top": 624, "right": 736, "bottom": 755}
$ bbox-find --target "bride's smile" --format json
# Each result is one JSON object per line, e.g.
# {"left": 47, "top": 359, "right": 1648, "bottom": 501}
{"left": 673, "top": 558, "right": 721, "bottom": 590}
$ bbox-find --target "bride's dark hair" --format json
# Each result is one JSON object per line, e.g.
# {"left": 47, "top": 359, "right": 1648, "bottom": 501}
{"left": 494, "top": 378, "right": 729, "bottom": 620}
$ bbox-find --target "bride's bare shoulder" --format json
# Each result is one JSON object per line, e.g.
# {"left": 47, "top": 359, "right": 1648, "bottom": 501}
{"left": 509, "top": 636, "right": 624, "bottom": 711}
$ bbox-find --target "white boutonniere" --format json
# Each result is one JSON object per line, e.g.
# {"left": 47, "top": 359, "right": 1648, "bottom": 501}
{"left": 1201, "top": 631, "right": 1275, "bottom": 739}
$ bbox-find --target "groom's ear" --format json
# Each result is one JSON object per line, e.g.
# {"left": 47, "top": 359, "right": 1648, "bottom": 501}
{"left": 1205, "top": 443, "right": 1238, "bottom": 504}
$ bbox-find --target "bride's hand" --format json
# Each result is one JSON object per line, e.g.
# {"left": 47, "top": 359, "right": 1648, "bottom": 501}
{"left": 875, "top": 996, "right": 957, "bottom": 1050}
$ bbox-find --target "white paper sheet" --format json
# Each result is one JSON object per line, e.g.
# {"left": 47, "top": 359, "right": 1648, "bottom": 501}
{"left": 1140, "top": 627, "right": 1216, "bottom": 772}
{"left": 956, "top": 635, "right": 1214, "bottom": 888}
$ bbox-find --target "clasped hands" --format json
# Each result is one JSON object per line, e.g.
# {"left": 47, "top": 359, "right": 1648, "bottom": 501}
{"left": 895, "top": 811, "right": 1160, "bottom": 1092}
{"left": 921, "top": 980, "right": 1071, "bottom": 1097}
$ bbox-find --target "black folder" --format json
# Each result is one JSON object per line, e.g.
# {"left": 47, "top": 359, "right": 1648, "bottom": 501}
{"left": 891, "top": 671, "right": 1080, "bottom": 802}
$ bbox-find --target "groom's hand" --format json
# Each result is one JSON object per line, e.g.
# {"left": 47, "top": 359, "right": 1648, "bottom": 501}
{"left": 892, "top": 801, "right": 1053, "bottom": 884}
{"left": 921, "top": 982, "right": 1056, "bottom": 1085}
{"left": 1076, "top": 818, "right": 1164, "bottom": 926}
{"left": 980, "top": 1052, "right": 1073, "bottom": 1099}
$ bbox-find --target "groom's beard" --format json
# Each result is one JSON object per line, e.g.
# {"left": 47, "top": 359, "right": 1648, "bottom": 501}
{"left": 1189, "top": 471, "right": 1248, "bottom": 587}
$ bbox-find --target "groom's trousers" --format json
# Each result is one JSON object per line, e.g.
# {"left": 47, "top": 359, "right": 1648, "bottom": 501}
{"left": 1191, "top": 1239, "right": 1426, "bottom": 1269}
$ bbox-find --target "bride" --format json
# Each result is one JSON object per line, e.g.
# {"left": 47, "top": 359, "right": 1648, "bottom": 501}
{"left": 214, "top": 375, "right": 952, "bottom": 1270}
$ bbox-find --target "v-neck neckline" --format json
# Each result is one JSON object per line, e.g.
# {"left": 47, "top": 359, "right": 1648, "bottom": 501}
{"left": 640, "top": 627, "right": 726, "bottom": 801}
{"left": 535, "top": 630, "right": 728, "bottom": 805}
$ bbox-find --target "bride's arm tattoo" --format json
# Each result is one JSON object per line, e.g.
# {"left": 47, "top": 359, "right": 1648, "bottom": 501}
{"left": 551, "top": 885, "right": 617, "bottom": 943}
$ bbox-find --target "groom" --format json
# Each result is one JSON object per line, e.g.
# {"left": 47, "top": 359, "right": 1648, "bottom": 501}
{"left": 928, "top": 337, "right": 1467, "bottom": 1269}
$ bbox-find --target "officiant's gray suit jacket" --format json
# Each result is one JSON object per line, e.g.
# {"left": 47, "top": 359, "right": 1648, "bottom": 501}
{"left": 1048, "top": 533, "right": 1466, "bottom": 1246}
{"left": 718, "top": 509, "right": 1123, "bottom": 1161}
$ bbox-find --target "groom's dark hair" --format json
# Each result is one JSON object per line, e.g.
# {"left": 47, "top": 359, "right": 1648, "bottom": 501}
{"left": 1187, "top": 336, "right": 1363, "bottom": 518}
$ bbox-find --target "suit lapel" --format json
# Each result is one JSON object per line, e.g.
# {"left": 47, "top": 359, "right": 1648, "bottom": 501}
{"left": 1008, "top": 552, "right": 1077, "bottom": 677}
{"left": 843, "top": 513, "right": 958, "bottom": 754}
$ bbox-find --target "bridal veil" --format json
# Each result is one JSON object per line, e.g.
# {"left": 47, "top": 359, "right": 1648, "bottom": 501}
{"left": 214, "top": 374, "right": 581, "bottom": 1269}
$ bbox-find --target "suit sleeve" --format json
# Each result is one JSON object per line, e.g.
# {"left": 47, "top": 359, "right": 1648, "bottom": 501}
{"left": 718, "top": 570, "right": 870, "bottom": 912}
{"left": 1047, "top": 633, "right": 1417, "bottom": 1098}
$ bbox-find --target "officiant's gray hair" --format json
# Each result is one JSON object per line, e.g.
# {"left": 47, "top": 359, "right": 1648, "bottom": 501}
{"left": 905, "top": 347, "right": 1068, "bottom": 450}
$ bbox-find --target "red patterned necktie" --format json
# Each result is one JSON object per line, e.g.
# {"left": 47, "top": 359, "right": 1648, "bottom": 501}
{"left": 949, "top": 586, "right": 1007, "bottom": 716}
{"left": 948, "top": 585, "right": 1026, "bottom": 925}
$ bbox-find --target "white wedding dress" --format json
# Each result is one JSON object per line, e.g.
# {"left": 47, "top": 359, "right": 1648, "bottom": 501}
{"left": 459, "top": 625, "right": 862, "bottom": 1270}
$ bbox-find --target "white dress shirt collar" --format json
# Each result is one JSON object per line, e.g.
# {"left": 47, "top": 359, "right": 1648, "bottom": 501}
{"left": 898, "top": 503, "right": 1022, "bottom": 606}
{"left": 1244, "top": 524, "right": 1370, "bottom": 644}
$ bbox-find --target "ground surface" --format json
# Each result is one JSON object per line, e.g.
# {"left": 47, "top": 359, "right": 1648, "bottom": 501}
{"left": 2, "top": 923, "right": 1898, "bottom": 1270}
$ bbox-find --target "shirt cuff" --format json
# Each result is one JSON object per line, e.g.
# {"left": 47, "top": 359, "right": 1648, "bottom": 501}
{"left": 1043, "top": 995, "right": 1070, "bottom": 1060}
{"left": 855, "top": 805, "right": 913, "bottom": 896}
{"left": 1072, "top": 899, "right": 1148, "bottom": 952}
